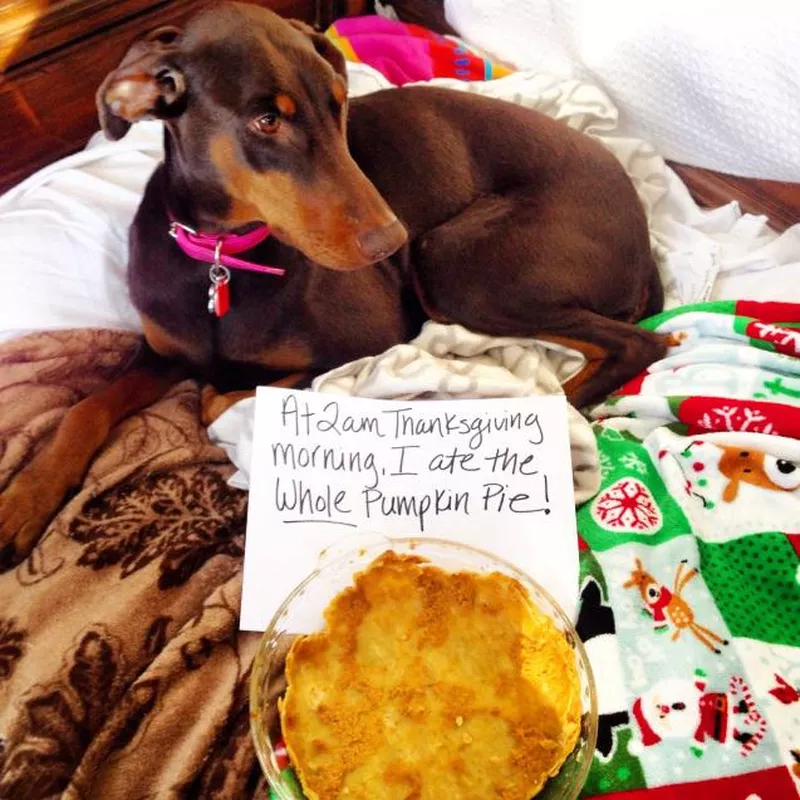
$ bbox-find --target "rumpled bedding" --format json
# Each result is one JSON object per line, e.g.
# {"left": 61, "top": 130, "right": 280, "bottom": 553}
{"left": 210, "top": 321, "right": 600, "bottom": 504}
{"left": 0, "top": 331, "right": 266, "bottom": 799}
{"left": 1, "top": 14, "right": 798, "bottom": 800}
{"left": 437, "top": 0, "right": 800, "bottom": 182}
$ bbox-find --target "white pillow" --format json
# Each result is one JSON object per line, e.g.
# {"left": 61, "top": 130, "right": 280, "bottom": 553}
{"left": 0, "top": 122, "right": 163, "bottom": 343}
{"left": 445, "top": 0, "right": 800, "bottom": 181}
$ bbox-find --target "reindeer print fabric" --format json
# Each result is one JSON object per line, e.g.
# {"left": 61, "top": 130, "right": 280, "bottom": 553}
{"left": 576, "top": 300, "right": 800, "bottom": 797}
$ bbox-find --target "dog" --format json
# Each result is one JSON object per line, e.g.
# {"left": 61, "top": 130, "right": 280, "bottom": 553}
{"left": 0, "top": 1, "right": 666, "bottom": 563}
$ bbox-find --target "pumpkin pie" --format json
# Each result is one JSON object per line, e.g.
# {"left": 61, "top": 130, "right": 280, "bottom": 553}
{"left": 279, "top": 551, "right": 581, "bottom": 799}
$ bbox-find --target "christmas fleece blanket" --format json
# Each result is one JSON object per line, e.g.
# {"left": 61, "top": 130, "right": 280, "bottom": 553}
{"left": 576, "top": 299, "right": 800, "bottom": 798}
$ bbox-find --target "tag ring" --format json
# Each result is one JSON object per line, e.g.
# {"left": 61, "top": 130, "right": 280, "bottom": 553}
{"left": 210, "top": 239, "right": 230, "bottom": 284}
{"left": 209, "top": 263, "right": 231, "bottom": 285}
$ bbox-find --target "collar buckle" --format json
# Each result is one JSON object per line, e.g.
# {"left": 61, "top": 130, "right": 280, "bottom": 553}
{"left": 169, "top": 219, "right": 197, "bottom": 240}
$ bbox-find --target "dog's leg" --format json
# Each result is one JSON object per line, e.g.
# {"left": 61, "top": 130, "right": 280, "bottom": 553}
{"left": 0, "top": 347, "right": 180, "bottom": 565}
{"left": 200, "top": 372, "right": 313, "bottom": 427}
{"left": 412, "top": 192, "right": 667, "bottom": 407}
{"left": 200, "top": 387, "right": 256, "bottom": 427}
{"left": 417, "top": 298, "right": 665, "bottom": 408}
{"left": 518, "top": 312, "right": 665, "bottom": 407}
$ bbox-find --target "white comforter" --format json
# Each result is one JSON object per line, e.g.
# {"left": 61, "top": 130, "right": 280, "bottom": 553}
{"left": 444, "top": 0, "right": 800, "bottom": 181}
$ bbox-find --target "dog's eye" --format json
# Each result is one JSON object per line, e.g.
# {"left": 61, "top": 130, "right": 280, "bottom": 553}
{"left": 249, "top": 112, "right": 281, "bottom": 136}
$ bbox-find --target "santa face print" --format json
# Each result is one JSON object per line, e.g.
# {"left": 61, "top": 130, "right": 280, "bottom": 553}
{"left": 645, "top": 679, "right": 701, "bottom": 738}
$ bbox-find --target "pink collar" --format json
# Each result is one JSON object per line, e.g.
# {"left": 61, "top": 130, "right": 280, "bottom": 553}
{"left": 168, "top": 218, "right": 285, "bottom": 277}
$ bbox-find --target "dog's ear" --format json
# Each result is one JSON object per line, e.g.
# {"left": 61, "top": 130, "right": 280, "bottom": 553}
{"left": 288, "top": 20, "right": 347, "bottom": 84}
{"left": 96, "top": 26, "right": 186, "bottom": 141}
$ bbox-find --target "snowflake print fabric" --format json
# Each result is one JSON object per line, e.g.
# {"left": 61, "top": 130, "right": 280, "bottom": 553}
{"left": 592, "top": 479, "right": 662, "bottom": 532}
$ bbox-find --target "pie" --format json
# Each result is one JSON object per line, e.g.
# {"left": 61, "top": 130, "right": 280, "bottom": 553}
{"left": 279, "top": 551, "right": 581, "bottom": 799}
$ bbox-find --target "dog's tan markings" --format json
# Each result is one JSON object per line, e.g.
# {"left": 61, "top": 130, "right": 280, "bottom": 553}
{"left": 210, "top": 132, "right": 302, "bottom": 228}
{"left": 537, "top": 335, "right": 608, "bottom": 401}
{"left": 209, "top": 132, "right": 396, "bottom": 269}
{"left": 141, "top": 314, "right": 203, "bottom": 361}
{"left": 272, "top": 372, "right": 313, "bottom": 390}
{"left": 331, "top": 77, "right": 348, "bottom": 133}
{"left": 258, "top": 338, "right": 314, "bottom": 372}
{"left": 275, "top": 92, "right": 297, "bottom": 118}
{"left": 331, "top": 78, "right": 347, "bottom": 107}
{"left": 200, "top": 386, "right": 255, "bottom": 426}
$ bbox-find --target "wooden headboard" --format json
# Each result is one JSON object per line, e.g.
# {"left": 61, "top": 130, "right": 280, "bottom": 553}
{"left": 0, "top": 0, "right": 367, "bottom": 193}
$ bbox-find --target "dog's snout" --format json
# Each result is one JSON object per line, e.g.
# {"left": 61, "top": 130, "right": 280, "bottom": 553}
{"left": 356, "top": 219, "right": 407, "bottom": 262}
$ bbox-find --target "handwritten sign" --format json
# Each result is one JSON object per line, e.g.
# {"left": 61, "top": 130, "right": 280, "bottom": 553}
{"left": 240, "top": 387, "right": 579, "bottom": 630}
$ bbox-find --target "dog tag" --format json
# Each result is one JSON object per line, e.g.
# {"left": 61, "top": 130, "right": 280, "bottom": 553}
{"left": 208, "top": 264, "right": 231, "bottom": 317}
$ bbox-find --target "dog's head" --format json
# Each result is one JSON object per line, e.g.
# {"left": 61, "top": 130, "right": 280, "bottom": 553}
{"left": 97, "top": 2, "right": 407, "bottom": 270}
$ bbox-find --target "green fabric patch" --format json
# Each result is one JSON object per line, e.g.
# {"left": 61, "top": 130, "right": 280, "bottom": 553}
{"left": 581, "top": 728, "right": 647, "bottom": 796}
{"left": 750, "top": 337, "right": 778, "bottom": 353}
{"left": 579, "top": 548, "right": 609, "bottom": 598}
{"left": 269, "top": 768, "right": 302, "bottom": 799}
{"left": 664, "top": 421, "right": 690, "bottom": 435}
{"left": 578, "top": 435, "right": 692, "bottom": 552}
{"left": 667, "top": 395, "right": 685, "bottom": 418}
{"left": 639, "top": 300, "right": 736, "bottom": 331}
{"left": 593, "top": 425, "right": 644, "bottom": 444}
{"left": 698, "top": 533, "right": 800, "bottom": 647}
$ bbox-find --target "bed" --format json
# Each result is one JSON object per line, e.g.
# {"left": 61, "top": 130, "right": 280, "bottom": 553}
{"left": 0, "top": 2, "right": 798, "bottom": 798}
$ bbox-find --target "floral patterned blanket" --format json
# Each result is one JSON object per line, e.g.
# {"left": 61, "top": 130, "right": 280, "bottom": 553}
{"left": 0, "top": 330, "right": 263, "bottom": 799}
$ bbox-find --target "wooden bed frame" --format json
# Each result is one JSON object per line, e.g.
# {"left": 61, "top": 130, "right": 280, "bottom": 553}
{"left": 1, "top": 0, "right": 798, "bottom": 231}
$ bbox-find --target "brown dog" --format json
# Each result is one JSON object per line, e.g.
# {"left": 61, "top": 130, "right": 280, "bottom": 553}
{"left": 0, "top": 2, "right": 666, "bottom": 563}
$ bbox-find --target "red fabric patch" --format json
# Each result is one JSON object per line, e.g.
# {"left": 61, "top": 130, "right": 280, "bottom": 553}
{"left": 736, "top": 300, "right": 800, "bottom": 323}
{"left": 744, "top": 320, "right": 800, "bottom": 357}
{"left": 615, "top": 370, "right": 649, "bottom": 397}
{"left": 678, "top": 396, "right": 800, "bottom": 438}
{"left": 588, "top": 766, "right": 797, "bottom": 799}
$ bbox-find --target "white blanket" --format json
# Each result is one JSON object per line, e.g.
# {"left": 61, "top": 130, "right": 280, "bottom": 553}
{"left": 444, "top": 0, "right": 800, "bottom": 181}
{"left": 209, "top": 321, "right": 602, "bottom": 503}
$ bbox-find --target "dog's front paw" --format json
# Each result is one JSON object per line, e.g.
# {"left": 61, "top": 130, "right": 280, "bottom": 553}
{"left": 0, "top": 466, "right": 64, "bottom": 568}
{"left": 200, "top": 385, "right": 256, "bottom": 427}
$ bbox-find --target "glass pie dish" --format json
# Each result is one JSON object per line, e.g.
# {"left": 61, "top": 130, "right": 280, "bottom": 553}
{"left": 250, "top": 536, "right": 597, "bottom": 799}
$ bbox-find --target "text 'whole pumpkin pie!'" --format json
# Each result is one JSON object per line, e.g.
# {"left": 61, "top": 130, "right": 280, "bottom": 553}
{"left": 279, "top": 551, "right": 581, "bottom": 799}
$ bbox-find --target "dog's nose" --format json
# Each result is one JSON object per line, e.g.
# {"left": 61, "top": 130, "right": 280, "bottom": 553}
{"left": 357, "top": 219, "right": 407, "bottom": 262}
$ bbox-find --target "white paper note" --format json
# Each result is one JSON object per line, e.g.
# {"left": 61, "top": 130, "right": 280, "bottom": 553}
{"left": 240, "top": 387, "right": 579, "bottom": 630}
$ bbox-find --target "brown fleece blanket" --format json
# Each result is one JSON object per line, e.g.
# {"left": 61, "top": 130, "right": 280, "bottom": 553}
{"left": 0, "top": 330, "right": 266, "bottom": 799}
